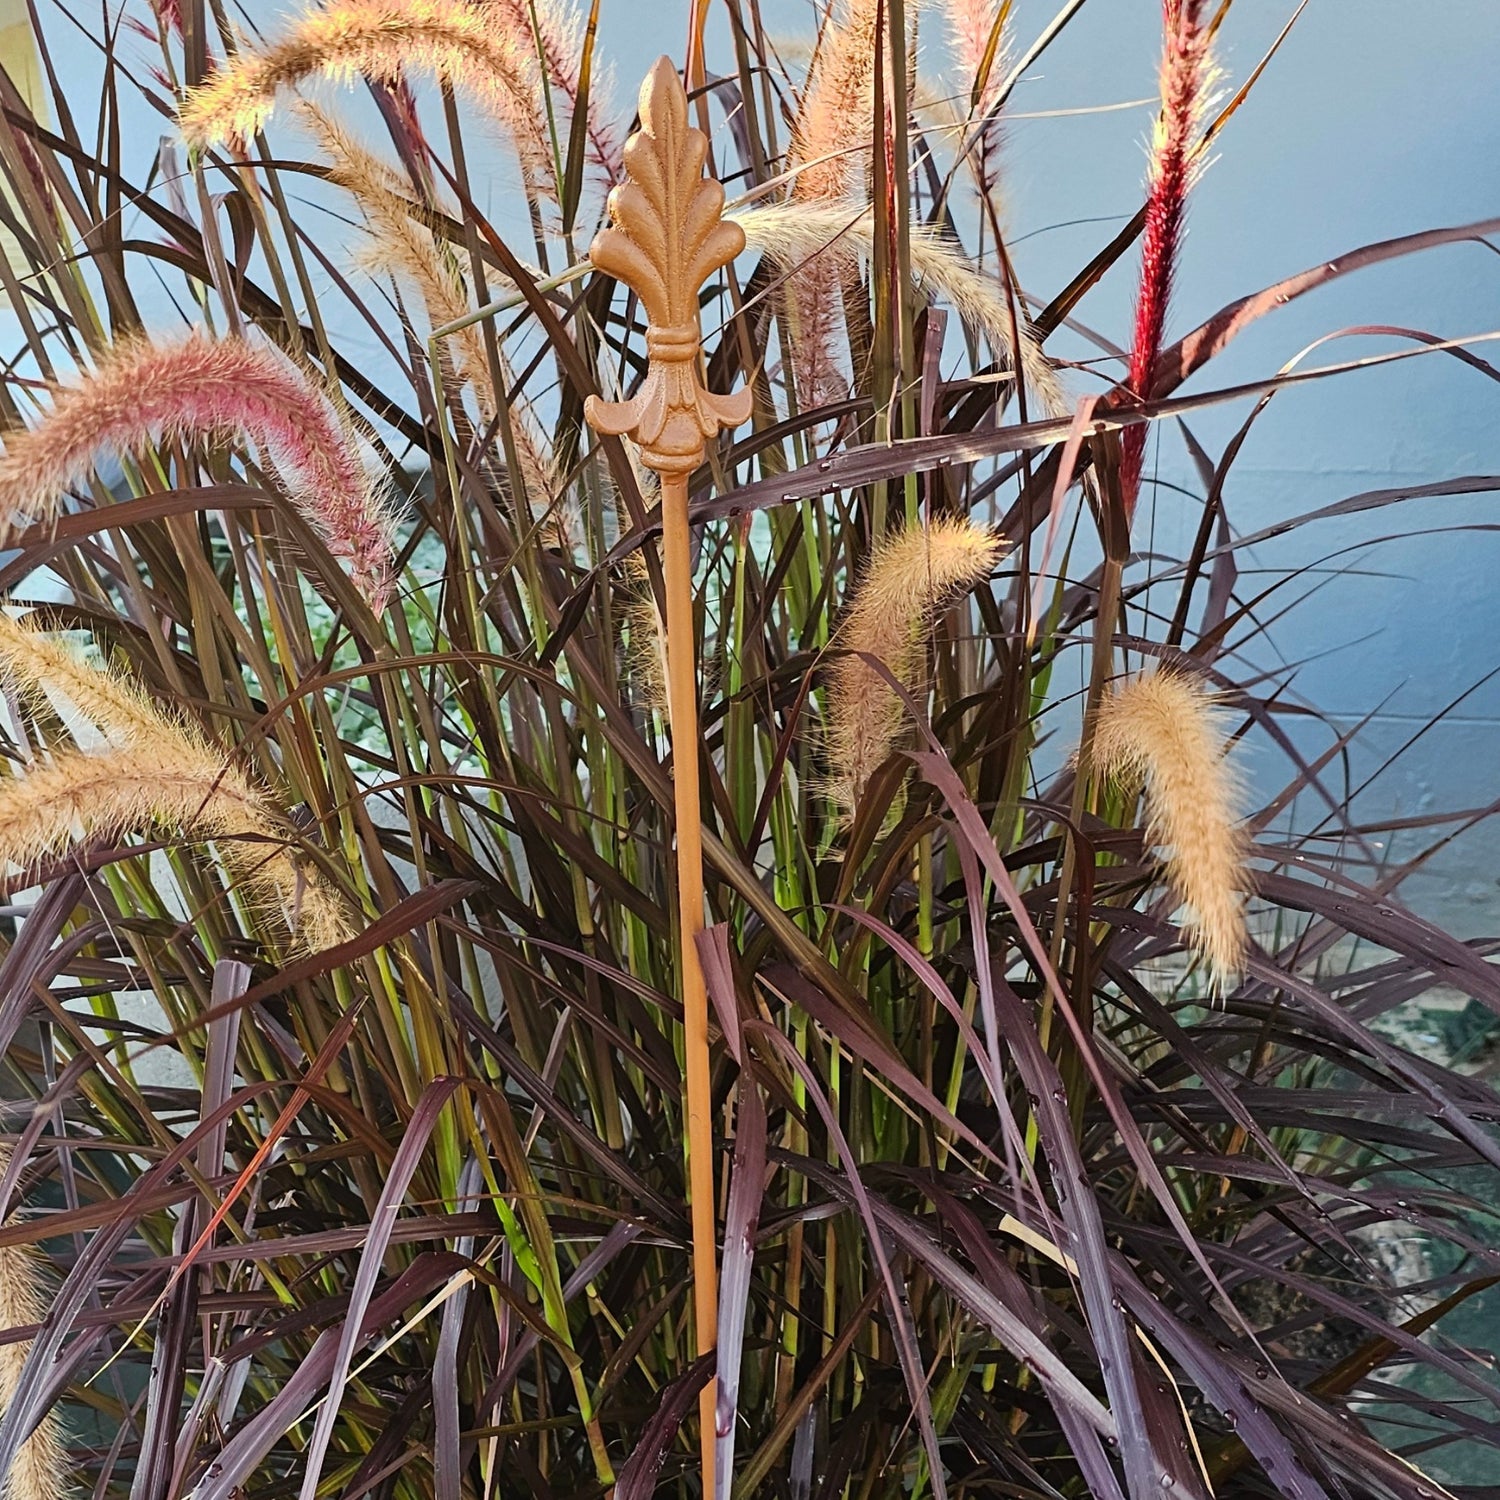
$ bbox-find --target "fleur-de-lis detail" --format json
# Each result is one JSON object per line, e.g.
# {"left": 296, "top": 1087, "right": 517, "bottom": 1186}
{"left": 584, "top": 57, "right": 752, "bottom": 475}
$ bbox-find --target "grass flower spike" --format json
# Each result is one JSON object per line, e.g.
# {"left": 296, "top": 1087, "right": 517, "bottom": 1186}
{"left": 0, "top": 1153, "right": 66, "bottom": 1500}
{"left": 943, "top": 0, "right": 1008, "bottom": 125}
{"left": 306, "top": 107, "right": 503, "bottom": 413}
{"left": 825, "top": 517, "right": 1006, "bottom": 819}
{"left": 178, "top": 0, "right": 553, "bottom": 189}
{"left": 1092, "top": 669, "right": 1248, "bottom": 986}
{"left": 307, "top": 109, "right": 558, "bottom": 517}
{"left": 1120, "top": 0, "right": 1216, "bottom": 517}
{"left": 790, "top": 0, "right": 880, "bottom": 207}
{"left": 0, "top": 612, "right": 162, "bottom": 748}
{"left": 620, "top": 551, "right": 669, "bottom": 713}
{"left": 734, "top": 203, "right": 1063, "bottom": 415}
{"left": 0, "top": 617, "right": 352, "bottom": 952}
{"left": 487, "top": 0, "right": 623, "bottom": 185}
{"left": 783, "top": 0, "right": 882, "bottom": 404}
{"left": 0, "top": 333, "right": 395, "bottom": 610}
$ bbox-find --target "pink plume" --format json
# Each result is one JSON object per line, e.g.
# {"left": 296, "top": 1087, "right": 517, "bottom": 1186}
{"left": 0, "top": 332, "right": 395, "bottom": 610}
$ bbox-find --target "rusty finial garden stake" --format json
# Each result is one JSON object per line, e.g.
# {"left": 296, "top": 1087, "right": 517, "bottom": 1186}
{"left": 584, "top": 56, "right": 751, "bottom": 1492}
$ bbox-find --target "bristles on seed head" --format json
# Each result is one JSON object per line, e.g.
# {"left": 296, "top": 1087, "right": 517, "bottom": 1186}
{"left": 0, "top": 632, "right": 353, "bottom": 952}
{"left": 485, "top": 0, "right": 623, "bottom": 186}
{"left": 1092, "top": 668, "right": 1248, "bottom": 988}
{"left": 1119, "top": 0, "right": 1217, "bottom": 518}
{"left": 620, "top": 551, "right": 668, "bottom": 713}
{"left": 942, "top": 0, "right": 1010, "bottom": 125}
{"left": 302, "top": 105, "right": 501, "bottom": 413}
{"left": 178, "top": 0, "right": 554, "bottom": 193}
{"left": 791, "top": 0, "right": 881, "bottom": 206}
{"left": 824, "top": 517, "right": 1006, "bottom": 820}
{"left": 0, "top": 332, "right": 395, "bottom": 610}
{"left": 0, "top": 1150, "right": 67, "bottom": 1500}
{"left": 783, "top": 0, "right": 884, "bottom": 404}
{"left": 0, "top": 612, "right": 165, "bottom": 749}
{"left": 0, "top": 748, "right": 353, "bottom": 952}
{"left": 733, "top": 204, "right": 1064, "bottom": 417}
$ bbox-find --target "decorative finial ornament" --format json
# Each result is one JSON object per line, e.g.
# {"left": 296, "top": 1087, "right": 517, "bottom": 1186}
{"left": 584, "top": 56, "right": 748, "bottom": 1495}
{"left": 584, "top": 57, "right": 752, "bottom": 473}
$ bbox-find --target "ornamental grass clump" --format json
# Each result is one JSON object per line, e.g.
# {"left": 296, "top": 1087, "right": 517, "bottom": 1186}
{"left": 0, "top": 334, "right": 395, "bottom": 609}
{"left": 0, "top": 1, "right": 1491, "bottom": 1495}
{"left": 1093, "top": 669, "right": 1249, "bottom": 986}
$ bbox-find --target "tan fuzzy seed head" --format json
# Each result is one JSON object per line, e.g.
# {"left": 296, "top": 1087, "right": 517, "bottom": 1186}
{"left": 178, "top": 0, "right": 554, "bottom": 194}
{"left": 733, "top": 204, "right": 1064, "bottom": 417}
{"left": 0, "top": 613, "right": 163, "bottom": 749}
{"left": 1092, "top": 669, "right": 1249, "bottom": 989}
{"left": 0, "top": 628, "right": 353, "bottom": 953}
{"left": 0, "top": 332, "right": 395, "bottom": 610}
{"left": 0, "top": 1150, "right": 67, "bottom": 1500}
{"left": 824, "top": 517, "right": 1005, "bottom": 821}
{"left": 620, "top": 552, "right": 669, "bottom": 714}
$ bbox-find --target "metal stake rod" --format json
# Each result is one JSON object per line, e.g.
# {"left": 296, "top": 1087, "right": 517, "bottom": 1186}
{"left": 584, "top": 56, "right": 751, "bottom": 1494}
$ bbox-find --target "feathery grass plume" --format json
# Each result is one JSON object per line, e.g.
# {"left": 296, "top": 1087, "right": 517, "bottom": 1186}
{"left": 0, "top": 748, "right": 352, "bottom": 952}
{"left": 734, "top": 203, "right": 1065, "bottom": 416}
{"left": 1092, "top": 669, "right": 1247, "bottom": 987}
{"left": 0, "top": 612, "right": 162, "bottom": 749}
{"left": 943, "top": 0, "right": 1009, "bottom": 128}
{"left": 0, "top": 622, "right": 353, "bottom": 951}
{"left": 824, "top": 517, "right": 1005, "bottom": 820}
{"left": 1119, "top": 0, "right": 1216, "bottom": 518}
{"left": 303, "top": 106, "right": 501, "bottom": 414}
{"left": 304, "top": 108, "right": 559, "bottom": 521}
{"left": 620, "top": 550, "right": 668, "bottom": 713}
{"left": 790, "top": 0, "right": 882, "bottom": 207}
{"left": 485, "top": 0, "right": 622, "bottom": 185}
{"left": 0, "top": 1152, "right": 67, "bottom": 1500}
{"left": 0, "top": 332, "right": 396, "bottom": 611}
{"left": 178, "top": 0, "right": 554, "bottom": 194}
{"left": 783, "top": 0, "right": 883, "bottom": 405}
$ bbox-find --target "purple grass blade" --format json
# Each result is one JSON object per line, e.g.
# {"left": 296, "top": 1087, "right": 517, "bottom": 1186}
{"left": 614, "top": 1351, "right": 716, "bottom": 1500}
{"left": 296, "top": 1076, "right": 465, "bottom": 1500}
{"left": 715, "top": 1073, "right": 766, "bottom": 1497}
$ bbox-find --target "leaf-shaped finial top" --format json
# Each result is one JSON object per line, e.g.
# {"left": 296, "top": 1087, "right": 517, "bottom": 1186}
{"left": 584, "top": 57, "right": 752, "bottom": 476}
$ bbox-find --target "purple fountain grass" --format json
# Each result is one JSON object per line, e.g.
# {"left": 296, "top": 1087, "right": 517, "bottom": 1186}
{"left": 734, "top": 203, "right": 1063, "bottom": 414}
{"left": 0, "top": 1153, "right": 67, "bottom": 1500}
{"left": 784, "top": 0, "right": 882, "bottom": 407}
{"left": 307, "top": 102, "right": 562, "bottom": 513}
{"left": 824, "top": 517, "right": 1007, "bottom": 820}
{"left": 1119, "top": 0, "right": 1215, "bottom": 521}
{"left": 0, "top": 615, "right": 354, "bottom": 952}
{"left": 942, "top": 0, "right": 1008, "bottom": 126}
{"left": 0, "top": 332, "right": 395, "bottom": 611}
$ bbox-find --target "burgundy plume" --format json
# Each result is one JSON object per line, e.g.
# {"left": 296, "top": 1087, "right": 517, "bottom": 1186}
{"left": 1119, "top": 0, "right": 1212, "bottom": 522}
